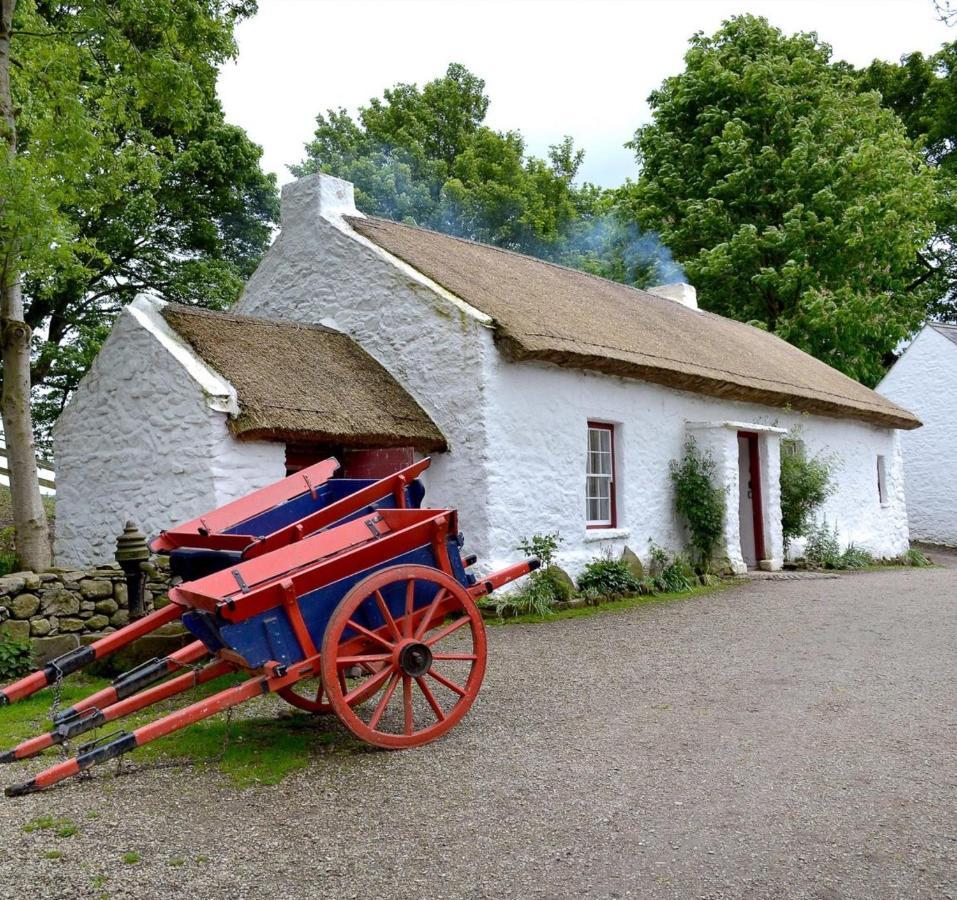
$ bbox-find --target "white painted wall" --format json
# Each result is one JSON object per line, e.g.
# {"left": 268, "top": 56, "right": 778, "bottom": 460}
{"left": 54, "top": 303, "right": 285, "bottom": 566}
{"left": 878, "top": 326, "right": 957, "bottom": 545}
{"left": 481, "top": 355, "right": 908, "bottom": 576}
{"left": 235, "top": 174, "right": 500, "bottom": 561}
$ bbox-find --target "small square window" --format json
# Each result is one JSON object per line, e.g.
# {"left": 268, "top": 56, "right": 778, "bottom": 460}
{"left": 586, "top": 423, "right": 616, "bottom": 527}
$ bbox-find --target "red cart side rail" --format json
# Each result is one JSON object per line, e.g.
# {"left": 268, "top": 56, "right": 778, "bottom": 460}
{"left": 172, "top": 508, "right": 459, "bottom": 623}
{"left": 150, "top": 457, "right": 340, "bottom": 552}
{"left": 242, "top": 458, "right": 431, "bottom": 560}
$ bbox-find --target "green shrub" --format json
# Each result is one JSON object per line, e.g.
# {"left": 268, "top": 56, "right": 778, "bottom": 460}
{"left": 576, "top": 555, "right": 642, "bottom": 599}
{"left": 901, "top": 547, "right": 931, "bottom": 567}
{"left": 648, "top": 543, "right": 696, "bottom": 592}
{"left": 482, "top": 535, "right": 572, "bottom": 618}
{"left": 780, "top": 433, "right": 833, "bottom": 551}
{"left": 802, "top": 520, "right": 842, "bottom": 568}
{"left": 516, "top": 532, "right": 563, "bottom": 567}
{"left": 670, "top": 438, "right": 726, "bottom": 571}
{"left": 0, "top": 627, "right": 34, "bottom": 681}
{"left": 840, "top": 544, "right": 874, "bottom": 569}
{"left": 483, "top": 575, "right": 559, "bottom": 618}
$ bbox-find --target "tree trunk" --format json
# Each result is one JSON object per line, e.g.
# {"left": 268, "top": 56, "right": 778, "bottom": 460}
{"left": 0, "top": 0, "right": 51, "bottom": 571}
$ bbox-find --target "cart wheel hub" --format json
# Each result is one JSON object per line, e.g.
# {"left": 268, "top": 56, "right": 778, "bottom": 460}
{"left": 397, "top": 642, "right": 433, "bottom": 678}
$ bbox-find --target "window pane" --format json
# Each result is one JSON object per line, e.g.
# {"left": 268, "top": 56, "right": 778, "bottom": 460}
{"left": 586, "top": 425, "right": 615, "bottom": 525}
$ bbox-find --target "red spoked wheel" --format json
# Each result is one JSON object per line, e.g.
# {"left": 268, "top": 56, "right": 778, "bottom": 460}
{"left": 320, "top": 564, "right": 487, "bottom": 749}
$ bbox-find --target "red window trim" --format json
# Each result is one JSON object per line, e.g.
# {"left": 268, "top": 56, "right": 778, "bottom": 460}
{"left": 586, "top": 421, "right": 617, "bottom": 529}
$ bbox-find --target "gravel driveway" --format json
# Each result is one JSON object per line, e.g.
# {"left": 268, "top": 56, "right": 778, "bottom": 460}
{"left": 0, "top": 555, "right": 954, "bottom": 899}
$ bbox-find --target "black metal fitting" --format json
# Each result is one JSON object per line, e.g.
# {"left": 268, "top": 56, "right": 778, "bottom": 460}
{"left": 111, "top": 657, "right": 168, "bottom": 701}
{"left": 455, "top": 532, "right": 466, "bottom": 548}
{"left": 0, "top": 748, "right": 17, "bottom": 764}
{"left": 42, "top": 646, "right": 95, "bottom": 683}
{"left": 76, "top": 732, "right": 136, "bottom": 771}
{"left": 5, "top": 778, "right": 39, "bottom": 798}
{"left": 115, "top": 521, "right": 150, "bottom": 621}
{"left": 54, "top": 708, "right": 106, "bottom": 742}
{"left": 0, "top": 690, "right": 9, "bottom": 706}
{"left": 463, "top": 554, "right": 478, "bottom": 567}
{"left": 528, "top": 557, "right": 542, "bottom": 571}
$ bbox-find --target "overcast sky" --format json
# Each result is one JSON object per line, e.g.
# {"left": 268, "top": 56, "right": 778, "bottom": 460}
{"left": 218, "top": 0, "right": 953, "bottom": 189}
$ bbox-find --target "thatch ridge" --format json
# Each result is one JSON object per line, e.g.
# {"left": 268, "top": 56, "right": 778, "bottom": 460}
{"left": 347, "top": 215, "right": 920, "bottom": 431}
{"left": 161, "top": 304, "right": 447, "bottom": 451}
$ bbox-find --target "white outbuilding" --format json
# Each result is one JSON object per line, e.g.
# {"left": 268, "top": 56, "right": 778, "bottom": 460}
{"left": 877, "top": 323, "right": 957, "bottom": 546}
{"left": 55, "top": 174, "right": 920, "bottom": 573}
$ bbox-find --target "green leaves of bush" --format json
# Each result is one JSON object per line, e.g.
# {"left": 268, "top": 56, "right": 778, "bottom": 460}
{"left": 0, "top": 628, "right": 34, "bottom": 682}
{"left": 670, "top": 438, "right": 726, "bottom": 572}
{"left": 780, "top": 436, "right": 834, "bottom": 549}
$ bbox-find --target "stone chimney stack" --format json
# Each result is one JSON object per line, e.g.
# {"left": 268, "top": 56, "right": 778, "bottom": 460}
{"left": 648, "top": 282, "right": 698, "bottom": 310}
{"left": 279, "top": 173, "right": 360, "bottom": 233}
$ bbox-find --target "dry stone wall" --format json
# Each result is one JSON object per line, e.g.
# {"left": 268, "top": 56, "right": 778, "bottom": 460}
{"left": 0, "top": 559, "right": 174, "bottom": 663}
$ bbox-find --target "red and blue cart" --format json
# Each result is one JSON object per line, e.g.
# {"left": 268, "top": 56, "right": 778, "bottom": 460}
{"left": 0, "top": 460, "right": 536, "bottom": 795}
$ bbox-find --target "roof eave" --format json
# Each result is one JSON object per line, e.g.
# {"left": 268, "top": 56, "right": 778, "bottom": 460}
{"left": 496, "top": 336, "right": 922, "bottom": 431}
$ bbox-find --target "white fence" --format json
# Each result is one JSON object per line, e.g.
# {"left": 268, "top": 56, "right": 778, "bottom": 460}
{"left": 0, "top": 436, "right": 55, "bottom": 496}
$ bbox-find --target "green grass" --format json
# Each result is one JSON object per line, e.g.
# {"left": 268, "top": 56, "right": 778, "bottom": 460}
{"left": 121, "top": 851, "right": 141, "bottom": 865}
{"left": 42, "top": 850, "right": 63, "bottom": 860}
{"left": 0, "top": 673, "right": 360, "bottom": 789}
{"left": 485, "top": 580, "right": 741, "bottom": 626}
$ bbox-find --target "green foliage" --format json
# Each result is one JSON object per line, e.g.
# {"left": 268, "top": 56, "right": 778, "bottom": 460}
{"left": 121, "top": 852, "right": 141, "bottom": 865}
{"left": 902, "top": 547, "right": 932, "bottom": 567}
{"left": 3, "top": 0, "right": 278, "bottom": 450}
{"left": 482, "top": 574, "right": 561, "bottom": 619}
{"left": 803, "top": 520, "right": 843, "bottom": 568}
{"left": 859, "top": 41, "right": 957, "bottom": 320}
{"left": 780, "top": 435, "right": 834, "bottom": 549}
{"left": 576, "top": 553, "right": 643, "bottom": 599}
{"left": 669, "top": 438, "right": 726, "bottom": 571}
{"left": 624, "top": 14, "right": 936, "bottom": 384}
{"left": 292, "top": 63, "right": 674, "bottom": 284}
{"left": 648, "top": 543, "right": 697, "bottom": 593}
{"left": 840, "top": 544, "right": 875, "bottom": 569}
{"left": 0, "top": 627, "right": 33, "bottom": 681}
{"left": 802, "top": 522, "right": 875, "bottom": 570}
{"left": 516, "top": 532, "right": 563, "bottom": 568}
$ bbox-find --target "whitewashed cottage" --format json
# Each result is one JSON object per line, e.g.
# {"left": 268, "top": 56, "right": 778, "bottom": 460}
{"left": 877, "top": 323, "right": 957, "bottom": 546}
{"left": 55, "top": 174, "right": 919, "bottom": 573}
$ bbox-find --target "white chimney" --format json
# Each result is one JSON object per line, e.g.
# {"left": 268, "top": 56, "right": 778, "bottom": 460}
{"left": 648, "top": 282, "right": 698, "bottom": 310}
{"left": 279, "top": 173, "right": 360, "bottom": 232}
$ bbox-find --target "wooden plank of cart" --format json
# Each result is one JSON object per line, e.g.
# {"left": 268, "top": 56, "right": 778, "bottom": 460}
{"left": 1, "top": 506, "right": 536, "bottom": 796}
{"left": 0, "top": 457, "right": 435, "bottom": 746}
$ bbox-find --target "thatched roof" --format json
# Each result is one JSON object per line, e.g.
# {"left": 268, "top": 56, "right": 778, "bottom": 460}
{"left": 348, "top": 216, "right": 920, "bottom": 431}
{"left": 162, "top": 305, "right": 447, "bottom": 451}
{"left": 931, "top": 323, "right": 957, "bottom": 348}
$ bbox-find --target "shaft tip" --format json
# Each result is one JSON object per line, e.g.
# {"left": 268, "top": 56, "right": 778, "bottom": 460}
{"left": 0, "top": 749, "right": 17, "bottom": 765}
{"left": 5, "top": 778, "right": 39, "bottom": 798}
{"left": 0, "top": 691, "right": 9, "bottom": 707}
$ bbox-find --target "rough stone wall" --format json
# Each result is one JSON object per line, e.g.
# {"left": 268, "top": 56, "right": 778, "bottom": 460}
{"left": 0, "top": 561, "right": 173, "bottom": 661}
{"left": 53, "top": 307, "right": 286, "bottom": 566}
{"left": 235, "top": 175, "right": 498, "bottom": 560}
{"left": 482, "top": 356, "right": 909, "bottom": 576}
{"left": 877, "top": 327, "right": 957, "bottom": 546}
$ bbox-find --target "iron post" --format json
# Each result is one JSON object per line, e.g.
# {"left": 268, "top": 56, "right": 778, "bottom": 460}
{"left": 115, "top": 521, "right": 149, "bottom": 621}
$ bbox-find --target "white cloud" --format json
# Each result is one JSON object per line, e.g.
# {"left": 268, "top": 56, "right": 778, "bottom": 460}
{"left": 218, "top": 0, "right": 951, "bottom": 188}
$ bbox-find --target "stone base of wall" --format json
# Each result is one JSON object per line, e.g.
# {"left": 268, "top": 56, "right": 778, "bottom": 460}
{"left": 0, "top": 557, "right": 176, "bottom": 667}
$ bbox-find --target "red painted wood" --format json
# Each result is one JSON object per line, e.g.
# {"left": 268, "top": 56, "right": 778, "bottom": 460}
{"left": 342, "top": 447, "right": 415, "bottom": 478}
{"left": 739, "top": 431, "right": 767, "bottom": 563}
{"left": 151, "top": 457, "right": 340, "bottom": 551}
{"left": 320, "top": 564, "right": 487, "bottom": 749}
{"left": 586, "top": 421, "right": 617, "bottom": 529}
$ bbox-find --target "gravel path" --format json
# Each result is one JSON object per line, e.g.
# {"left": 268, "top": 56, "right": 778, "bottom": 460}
{"left": 1, "top": 555, "right": 955, "bottom": 899}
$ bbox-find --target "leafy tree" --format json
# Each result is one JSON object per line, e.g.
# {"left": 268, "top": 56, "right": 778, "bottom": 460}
{"left": 860, "top": 42, "right": 957, "bottom": 319}
{"left": 779, "top": 434, "right": 833, "bottom": 551}
{"left": 623, "top": 15, "right": 936, "bottom": 385}
{"left": 293, "top": 63, "right": 598, "bottom": 260}
{"left": 0, "top": 0, "right": 275, "bottom": 567}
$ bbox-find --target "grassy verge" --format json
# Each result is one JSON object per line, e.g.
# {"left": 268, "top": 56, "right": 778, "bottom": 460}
{"left": 485, "top": 578, "right": 742, "bottom": 626}
{"left": 0, "top": 674, "right": 361, "bottom": 789}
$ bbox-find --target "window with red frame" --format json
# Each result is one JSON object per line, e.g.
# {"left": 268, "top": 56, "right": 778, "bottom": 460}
{"left": 586, "top": 422, "right": 616, "bottom": 528}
